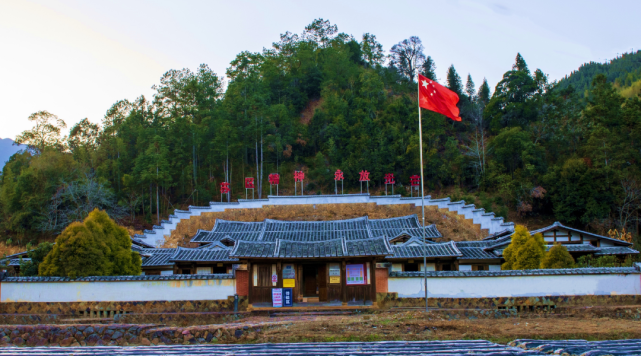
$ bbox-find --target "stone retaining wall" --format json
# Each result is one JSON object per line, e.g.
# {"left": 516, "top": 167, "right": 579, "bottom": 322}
{"left": 0, "top": 322, "right": 274, "bottom": 347}
{"left": 377, "top": 293, "right": 641, "bottom": 309}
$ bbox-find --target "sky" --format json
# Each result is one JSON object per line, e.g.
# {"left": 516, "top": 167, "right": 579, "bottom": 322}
{"left": 1, "top": 0, "right": 640, "bottom": 140}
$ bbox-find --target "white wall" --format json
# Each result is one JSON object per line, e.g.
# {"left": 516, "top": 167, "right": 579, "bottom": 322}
{"left": 388, "top": 274, "right": 641, "bottom": 298}
{"left": 1, "top": 279, "right": 236, "bottom": 302}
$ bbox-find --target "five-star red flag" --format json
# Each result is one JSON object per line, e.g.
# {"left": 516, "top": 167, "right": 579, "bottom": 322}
{"left": 418, "top": 74, "right": 461, "bottom": 122}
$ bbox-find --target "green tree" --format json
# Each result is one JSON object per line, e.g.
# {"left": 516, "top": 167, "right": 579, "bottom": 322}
{"left": 446, "top": 65, "right": 463, "bottom": 95}
{"left": 39, "top": 209, "right": 141, "bottom": 278}
{"left": 540, "top": 243, "right": 575, "bottom": 269}
{"left": 502, "top": 225, "right": 546, "bottom": 270}
{"left": 18, "top": 242, "right": 54, "bottom": 276}
{"left": 421, "top": 56, "right": 437, "bottom": 81}
{"left": 14, "top": 111, "right": 67, "bottom": 153}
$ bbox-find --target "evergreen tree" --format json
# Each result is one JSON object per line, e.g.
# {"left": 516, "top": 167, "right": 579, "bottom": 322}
{"left": 502, "top": 225, "right": 546, "bottom": 270}
{"left": 39, "top": 209, "right": 141, "bottom": 278}
{"left": 540, "top": 244, "right": 575, "bottom": 269}
{"left": 478, "top": 79, "right": 491, "bottom": 106}
{"left": 18, "top": 242, "right": 53, "bottom": 276}
{"left": 421, "top": 56, "right": 437, "bottom": 81}
{"left": 446, "top": 65, "right": 463, "bottom": 95}
{"left": 465, "top": 74, "right": 476, "bottom": 100}
{"left": 513, "top": 53, "right": 529, "bottom": 73}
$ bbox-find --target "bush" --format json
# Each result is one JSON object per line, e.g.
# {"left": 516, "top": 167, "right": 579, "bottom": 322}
{"left": 18, "top": 242, "right": 54, "bottom": 276}
{"left": 502, "top": 225, "right": 546, "bottom": 270}
{"left": 576, "top": 255, "right": 622, "bottom": 268}
{"left": 39, "top": 209, "right": 141, "bottom": 278}
{"left": 541, "top": 243, "right": 575, "bottom": 269}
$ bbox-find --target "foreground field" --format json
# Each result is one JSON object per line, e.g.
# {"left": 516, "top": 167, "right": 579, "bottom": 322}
{"left": 241, "top": 311, "right": 640, "bottom": 344}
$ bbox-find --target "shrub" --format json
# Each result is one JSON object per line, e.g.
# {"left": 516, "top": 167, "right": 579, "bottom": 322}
{"left": 541, "top": 243, "right": 575, "bottom": 269}
{"left": 19, "top": 242, "right": 54, "bottom": 276}
{"left": 502, "top": 225, "right": 546, "bottom": 270}
{"left": 39, "top": 209, "right": 141, "bottom": 278}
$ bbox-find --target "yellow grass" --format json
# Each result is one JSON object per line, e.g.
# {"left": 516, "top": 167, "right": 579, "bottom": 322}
{"left": 0, "top": 241, "right": 28, "bottom": 258}
{"left": 163, "top": 203, "right": 486, "bottom": 248}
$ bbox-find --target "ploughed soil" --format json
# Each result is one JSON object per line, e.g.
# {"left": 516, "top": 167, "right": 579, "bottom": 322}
{"left": 235, "top": 311, "right": 641, "bottom": 344}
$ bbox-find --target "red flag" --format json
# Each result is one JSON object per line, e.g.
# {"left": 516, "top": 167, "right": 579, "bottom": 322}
{"left": 418, "top": 74, "right": 461, "bottom": 122}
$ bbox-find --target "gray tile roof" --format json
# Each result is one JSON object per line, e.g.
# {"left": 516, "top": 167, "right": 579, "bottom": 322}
{"left": 390, "top": 266, "right": 640, "bottom": 278}
{"left": 595, "top": 246, "right": 640, "bottom": 256}
{"left": 370, "top": 215, "right": 442, "bottom": 239}
{"left": 546, "top": 244, "right": 599, "bottom": 252}
{"left": 231, "top": 236, "right": 392, "bottom": 259}
{"left": 2, "top": 274, "right": 234, "bottom": 283}
{"left": 191, "top": 215, "right": 442, "bottom": 245}
{"left": 141, "top": 252, "right": 175, "bottom": 267}
{"left": 390, "top": 241, "right": 461, "bottom": 259}
{"left": 458, "top": 247, "right": 500, "bottom": 260}
{"left": 231, "top": 241, "right": 277, "bottom": 258}
{"left": 169, "top": 246, "right": 238, "bottom": 262}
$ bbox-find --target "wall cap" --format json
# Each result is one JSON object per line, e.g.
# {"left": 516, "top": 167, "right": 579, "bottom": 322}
{"left": 390, "top": 267, "right": 639, "bottom": 278}
{"left": 2, "top": 274, "right": 234, "bottom": 283}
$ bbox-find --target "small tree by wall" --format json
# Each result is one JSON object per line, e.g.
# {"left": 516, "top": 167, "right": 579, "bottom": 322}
{"left": 18, "top": 242, "right": 54, "bottom": 276}
{"left": 541, "top": 243, "right": 575, "bottom": 269}
{"left": 39, "top": 209, "right": 141, "bottom": 278}
{"left": 502, "top": 225, "right": 546, "bottom": 270}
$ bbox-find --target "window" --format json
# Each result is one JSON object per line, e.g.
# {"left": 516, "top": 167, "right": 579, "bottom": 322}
{"left": 181, "top": 269, "right": 191, "bottom": 275}
{"left": 197, "top": 267, "right": 213, "bottom": 275}
{"left": 213, "top": 266, "right": 227, "bottom": 274}
{"left": 160, "top": 270, "right": 174, "bottom": 275}
{"left": 404, "top": 263, "right": 419, "bottom": 272}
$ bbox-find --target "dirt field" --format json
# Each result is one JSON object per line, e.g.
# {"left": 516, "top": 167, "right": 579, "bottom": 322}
{"left": 236, "top": 311, "right": 641, "bottom": 344}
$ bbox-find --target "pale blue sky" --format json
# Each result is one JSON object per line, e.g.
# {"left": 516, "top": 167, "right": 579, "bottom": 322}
{"left": 1, "top": 0, "right": 639, "bottom": 140}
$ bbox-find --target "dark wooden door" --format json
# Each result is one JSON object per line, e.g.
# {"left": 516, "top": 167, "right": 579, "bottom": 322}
{"left": 303, "top": 266, "right": 317, "bottom": 297}
{"left": 318, "top": 264, "right": 327, "bottom": 302}
{"left": 252, "top": 264, "right": 273, "bottom": 303}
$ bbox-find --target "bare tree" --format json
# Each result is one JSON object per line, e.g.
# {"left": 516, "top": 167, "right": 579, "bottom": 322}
{"left": 462, "top": 98, "right": 490, "bottom": 187}
{"left": 389, "top": 36, "right": 426, "bottom": 82}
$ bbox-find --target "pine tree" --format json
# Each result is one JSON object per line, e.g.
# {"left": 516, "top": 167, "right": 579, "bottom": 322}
{"left": 421, "top": 56, "right": 437, "bottom": 81}
{"left": 541, "top": 244, "right": 575, "bottom": 269}
{"left": 478, "top": 79, "right": 491, "bottom": 106}
{"left": 465, "top": 74, "right": 476, "bottom": 100}
{"left": 446, "top": 65, "right": 463, "bottom": 95}
{"left": 513, "top": 53, "right": 529, "bottom": 73}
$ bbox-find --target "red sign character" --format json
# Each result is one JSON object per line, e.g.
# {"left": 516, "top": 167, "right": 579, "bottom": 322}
{"left": 334, "top": 170, "right": 344, "bottom": 181}
{"left": 220, "top": 182, "right": 230, "bottom": 194}
{"left": 410, "top": 175, "right": 420, "bottom": 187}
{"left": 245, "top": 177, "right": 255, "bottom": 189}
{"left": 359, "top": 170, "right": 370, "bottom": 182}
{"left": 294, "top": 171, "right": 305, "bottom": 182}
{"left": 268, "top": 173, "right": 280, "bottom": 185}
{"left": 384, "top": 173, "right": 395, "bottom": 185}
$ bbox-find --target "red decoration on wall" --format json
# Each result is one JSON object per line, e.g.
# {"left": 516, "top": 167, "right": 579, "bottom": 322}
{"left": 334, "top": 170, "right": 344, "bottom": 181}
{"left": 384, "top": 173, "right": 395, "bottom": 185}
{"left": 268, "top": 173, "right": 280, "bottom": 185}
{"left": 294, "top": 171, "right": 305, "bottom": 182}
{"left": 220, "top": 182, "right": 230, "bottom": 194}
{"left": 410, "top": 175, "right": 420, "bottom": 187}
{"left": 245, "top": 177, "right": 255, "bottom": 189}
{"left": 359, "top": 170, "right": 370, "bottom": 182}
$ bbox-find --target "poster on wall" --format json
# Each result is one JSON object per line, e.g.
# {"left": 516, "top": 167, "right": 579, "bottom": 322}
{"left": 346, "top": 264, "right": 366, "bottom": 285}
{"left": 329, "top": 276, "right": 340, "bottom": 283}
{"left": 283, "top": 288, "right": 293, "bottom": 307}
{"left": 283, "top": 264, "right": 296, "bottom": 279}
{"left": 272, "top": 288, "right": 283, "bottom": 307}
{"left": 283, "top": 279, "right": 295, "bottom": 288}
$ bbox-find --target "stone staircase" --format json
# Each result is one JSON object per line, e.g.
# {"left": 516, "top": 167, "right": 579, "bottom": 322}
{"left": 134, "top": 194, "right": 515, "bottom": 247}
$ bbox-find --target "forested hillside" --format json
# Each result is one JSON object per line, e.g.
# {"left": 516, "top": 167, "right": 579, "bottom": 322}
{"left": 557, "top": 50, "right": 641, "bottom": 98}
{"left": 2, "top": 19, "right": 641, "bottom": 248}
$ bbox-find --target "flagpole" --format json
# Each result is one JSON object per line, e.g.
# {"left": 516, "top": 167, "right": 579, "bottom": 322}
{"left": 417, "top": 71, "right": 428, "bottom": 313}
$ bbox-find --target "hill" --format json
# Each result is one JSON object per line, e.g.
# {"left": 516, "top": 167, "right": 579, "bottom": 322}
{"left": 0, "top": 138, "right": 23, "bottom": 169}
{"left": 557, "top": 50, "right": 641, "bottom": 97}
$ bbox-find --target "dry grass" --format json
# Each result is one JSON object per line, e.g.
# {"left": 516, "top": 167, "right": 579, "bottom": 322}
{"left": 0, "top": 241, "right": 28, "bottom": 258}
{"left": 238, "top": 312, "right": 641, "bottom": 344}
{"left": 163, "top": 203, "right": 486, "bottom": 248}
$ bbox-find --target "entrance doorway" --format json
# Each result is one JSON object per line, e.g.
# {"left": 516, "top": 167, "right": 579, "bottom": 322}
{"left": 302, "top": 264, "right": 327, "bottom": 302}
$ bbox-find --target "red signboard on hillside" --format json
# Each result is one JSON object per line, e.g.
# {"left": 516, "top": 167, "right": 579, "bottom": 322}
{"left": 245, "top": 177, "right": 255, "bottom": 189}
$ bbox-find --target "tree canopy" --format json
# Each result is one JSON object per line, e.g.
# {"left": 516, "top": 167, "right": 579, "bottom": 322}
{"left": 39, "top": 209, "right": 141, "bottom": 278}
{"left": 502, "top": 225, "right": 546, "bottom": 270}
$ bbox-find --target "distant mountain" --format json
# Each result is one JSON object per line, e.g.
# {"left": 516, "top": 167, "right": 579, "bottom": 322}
{"left": 557, "top": 50, "right": 641, "bottom": 97}
{"left": 0, "top": 138, "right": 24, "bottom": 169}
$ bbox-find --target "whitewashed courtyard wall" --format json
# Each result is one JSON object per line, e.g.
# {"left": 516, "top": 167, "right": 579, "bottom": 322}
{"left": 388, "top": 268, "right": 641, "bottom": 298}
{"left": 0, "top": 276, "right": 235, "bottom": 303}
